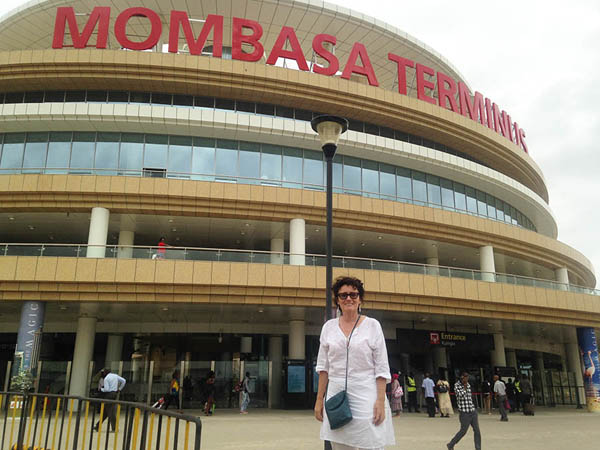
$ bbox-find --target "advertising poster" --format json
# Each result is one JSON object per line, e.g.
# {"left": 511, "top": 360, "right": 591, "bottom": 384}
{"left": 287, "top": 364, "right": 306, "bottom": 393}
{"left": 15, "top": 301, "right": 45, "bottom": 373}
{"left": 576, "top": 327, "right": 600, "bottom": 412}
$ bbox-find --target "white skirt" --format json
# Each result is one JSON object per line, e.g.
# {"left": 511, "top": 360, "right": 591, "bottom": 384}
{"left": 321, "top": 376, "right": 395, "bottom": 449}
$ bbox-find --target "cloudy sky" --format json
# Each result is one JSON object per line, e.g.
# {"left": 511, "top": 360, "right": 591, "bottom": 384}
{"left": 1, "top": 0, "right": 598, "bottom": 287}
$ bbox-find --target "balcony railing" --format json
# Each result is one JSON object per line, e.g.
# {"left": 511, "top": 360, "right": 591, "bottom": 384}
{"left": 0, "top": 243, "right": 597, "bottom": 296}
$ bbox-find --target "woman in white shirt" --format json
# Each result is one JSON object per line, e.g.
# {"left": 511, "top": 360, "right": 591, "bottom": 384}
{"left": 314, "top": 276, "right": 395, "bottom": 450}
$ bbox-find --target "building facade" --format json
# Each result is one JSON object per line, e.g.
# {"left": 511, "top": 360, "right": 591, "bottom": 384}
{"left": 0, "top": 0, "right": 599, "bottom": 410}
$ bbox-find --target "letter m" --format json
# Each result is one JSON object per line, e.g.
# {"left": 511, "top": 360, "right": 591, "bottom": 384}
{"left": 52, "top": 7, "right": 110, "bottom": 49}
{"left": 169, "top": 12, "right": 223, "bottom": 56}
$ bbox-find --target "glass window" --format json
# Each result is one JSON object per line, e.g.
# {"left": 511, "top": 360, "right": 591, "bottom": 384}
{"left": 496, "top": 198, "right": 504, "bottom": 221}
{"left": 173, "top": 95, "right": 193, "bottom": 106}
{"left": 23, "top": 132, "right": 48, "bottom": 171}
{"left": 256, "top": 103, "right": 275, "bottom": 116}
{"left": 466, "top": 186, "right": 477, "bottom": 214}
{"left": 87, "top": 91, "right": 108, "bottom": 102}
{"left": 454, "top": 183, "right": 466, "bottom": 211}
{"left": 343, "top": 156, "right": 361, "bottom": 192}
{"left": 151, "top": 93, "right": 172, "bottom": 105}
{"left": 215, "top": 98, "right": 235, "bottom": 110}
{"left": 5, "top": 92, "right": 24, "bottom": 103}
{"left": 194, "top": 96, "right": 214, "bottom": 108}
{"left": 380, "top": 163, "right": 396, "bottom": 199}
{"left": 275, "top": 106, "right": 294, "bottom": 118}
{"left": 168, "top": 136, "right": 192, "bottom": 177}
{"left": 362, "top": 160, "right": 379, "bottom": 197}
{"left": 239, "top": 142, "right": 260, "bottom": 182}
{"left": 441, "top": 178, "right": 454, "bottom": 209}
{"left": 486, "top": 194, "right": 497, "bottom": 219}
{"left": 144, "top": 134, "right": 168, "bottom": 168}
{"left": 476, "top": 190, "right": 487, "bottom": 216}
{"left": 396, "top": 167, "right": 412, "bottom": 201}
{"left": 348, "top": 119, "right": 363, "bottom": 132}
{"left": 380, "top": 127, "right": 395, "bottom": 139}
{"left": 0, "top": 133, "right": 26, "bottom": 172}
{"left": 236, "top": 101, "right": 255, "bottom": 113}
{"left": 65, "top": 91, "right": 86, "bottom": 102}
{"left": 130, "top": 92, "right": 151, "bottom": 104}
{"left": 260, "top": 144, "right": 282, "bottom": 181}
{"left": 364, "top": 123, "right": 378, "bottom": 136}
{"left": 283, "top": 147, "right": 303, "bottom": 185}
{"left": 95, "top": 132, "right": 119, "bottom": 174}
{"left": 24, "top": 91, "right": 44, "bottom": 103}
{"left": 412, "top": 171, "right": 427, "bottom": 204}
{"left": 512, "top": 208, "right": 519, "bottom": 225}
{"left": 395, "top": 131, "right": 409, "bottom": 142}
{"left": 119, "top": 133, "right": 144, "bottom": 174}
{"left": 409, "top": 134, "right": 422, "bottom": 146}
{"left": 192, "top": 137, "right": 215, "bottom": 179}
{"left": 215, "top": 139, "right": 238, "bottom": 176}
{"left": 504, "top": 202, "right": 512, "bottom": 224}
{"left": 107, "top": 91, "right": 129, "bottom": 103}
{"left": 332, "top": 154, "right": 343, "bottom": 192}
{"left": 303, "top": 150, "right": 323, "bottom": 188}
{"left": 295, "top": 109, "right": 312, "bottom": 121}
{"left": 46, "top": 132, "right": 72, "bottom": 173}
{"left": 426, "top": 174, "right": 441, "bottom": 205}
{"left": 70, "top": 132, "right": 96, "bottom": 171}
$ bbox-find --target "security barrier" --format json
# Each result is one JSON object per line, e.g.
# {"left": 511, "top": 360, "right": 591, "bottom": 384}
{"left": 0, "top": 392, "right": 202, "bottom": 450}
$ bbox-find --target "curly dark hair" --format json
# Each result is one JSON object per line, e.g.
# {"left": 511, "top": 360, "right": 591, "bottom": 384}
{"left": 332, "top": 276, "right": 365, "bottom": 309}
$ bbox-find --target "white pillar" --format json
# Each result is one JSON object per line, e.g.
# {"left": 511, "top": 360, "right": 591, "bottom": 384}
{"left": 241, "top": 336, "right": 252, "bottom": 354}
{"left": 289, "top": 320, "right": 305, "bottom": 360}
{"left": 105, "top": 334, "right": 124, "bottom": 371}
{"left": 69, "top": 314, "right": 97, "bottom": 397}
{"left": 564, "top": 328, "right": 586, "bottom": 406}
{"left": 479, "top": 245, "right": 495, "bottom": 282}
{"left": 555, "top": 267, "right": 569, "bottom": 291}
{"left": 426, "top": 257, "right": 439, "bottom": 276}
{"left": 506, "top": 349, "right": 518, "bottom": 372}
{"left": 268, "top": 336, "right": 283, "bottom": 408}
{"left": 118, "top": 230, "right": 134, "bottom": 259}
{"left": 491, "top": 333, "right": 506, "bottom": 368}
{"left": 289, "top": 219, "right": 305, "bottom": 266}
{"left": 87, "top": 207, "right": 110, "bottom": 258}
{"left": 270, "top": 238, "right": 284, "bottom": 265}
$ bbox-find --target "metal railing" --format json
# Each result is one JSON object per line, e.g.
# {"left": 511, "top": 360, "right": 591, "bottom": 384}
{"left": 0, "top": 391, "right": 201, "bottom": 450}
{"left": 0, "top": 243, "right": 597, "bottom": 296}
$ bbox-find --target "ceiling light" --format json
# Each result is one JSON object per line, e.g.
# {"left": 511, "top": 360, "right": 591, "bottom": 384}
{"left": 258, "top": 308, "right": 264, "bottom": 313}
{"left": 451, "top": 257, "right": 457, "bottom": 262}
{"left": 171, "top": 228, "right": 177, "bottom": 232}
{"left": 244, "top": 223, "right": 250, "bottom": 227}
{"left": 315, "top": 228, "right": 320, "bottom": 232}
{"left": 59, "top": 305, "right": 67, "bottom": 310}
{"left": 175, "top": 237, "right": 180, "bottom": 241}
{"left": 377, "top": 236, "right": 382, "bottom": 240}
{"left": 240, "top": 231, "right": 246, "bottom": 236}
{"left": 28, "top": 225, "right": 35, "bottom": 230}
{"left": 431, "top": 243, "right": 437, "bottom": 247}
{"left": 410, "top": 249, "right": 415, "bottom": 254}
{"left": 161, "top": 307, "right": 169, "bottom": 311}
{"left": 8, "top": 216, "right": 14, "bottom": 221}
{"left": 168, "top": 219, "right": 174, "bottom": 223}
{"left": 360, "top": 242, "right": 366, "bottom": 247}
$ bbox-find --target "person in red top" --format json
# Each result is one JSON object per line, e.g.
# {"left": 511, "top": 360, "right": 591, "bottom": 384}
{"left": 157, "top": 237, "right": 168, "bottom": 259}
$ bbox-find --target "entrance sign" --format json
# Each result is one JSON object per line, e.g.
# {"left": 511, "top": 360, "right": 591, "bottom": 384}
{"left": 51, "top": 6, "right": 529, "bottom": 153}
{"left": 397, "top": 329, "right": 493, "bottom": 352}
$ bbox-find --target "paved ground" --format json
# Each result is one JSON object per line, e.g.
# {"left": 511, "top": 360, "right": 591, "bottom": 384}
{"left": 199, "top": 407, "right": 600, "bottom": 449}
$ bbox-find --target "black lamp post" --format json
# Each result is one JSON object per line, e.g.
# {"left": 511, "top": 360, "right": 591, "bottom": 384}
{"left": 311, "top": 115, "right": 348, "bottom": 321}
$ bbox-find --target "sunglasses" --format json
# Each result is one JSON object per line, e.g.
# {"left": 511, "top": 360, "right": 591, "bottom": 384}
{"left": 337, "top": 292, "right": 360, "bottom": 300}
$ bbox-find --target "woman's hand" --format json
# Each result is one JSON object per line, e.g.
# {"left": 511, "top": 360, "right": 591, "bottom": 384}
{"left": 314, "top": 398, "right": 324, "bottom": 422}
{"left": 373, "top": 398, "right": 385, "bottom": 425}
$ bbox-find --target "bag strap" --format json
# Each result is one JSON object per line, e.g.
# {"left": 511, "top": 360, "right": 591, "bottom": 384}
{"left": 343, "top": 314, "right": 361, "bottom": 392}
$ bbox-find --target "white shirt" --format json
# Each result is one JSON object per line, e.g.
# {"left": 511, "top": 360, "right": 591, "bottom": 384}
{"left": 102, "top": 373, "right": 126, "bottom": 393}
{"left": 494, "top": 379, "right": 506, "bottom": 396}
{"left": 422, "top": 377, "right": 435, "bottom": 398}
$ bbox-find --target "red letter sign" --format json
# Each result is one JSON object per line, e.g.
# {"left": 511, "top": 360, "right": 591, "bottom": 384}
{"left": 114, "top": 7, "right": 162, "bottom": 51}
{"left": 341, "top": 43, "right": 378, "bottom": 86}
{"left": 416, "top": 64, "right": 436, "bottom": 105}
{"left": 312, "top": 34, "right": 339, "bottom": 76}
{"left": 388, "top": 53, "right": 414, "bottom": 95}
{"left": 232, "top": 17, "right": 264, "bottom": 62}
{"left": 458, "top": 83, "right": 486, "bottom": 125}
{"left": 52, "top": 6, "right": 110, "bottom": 49}
{"left": 169, "top": 12, "right": 223, "bottom": 56}
{"left": 266, "top": 26, "right": 309, "bottom": 70}
{"left": 437, "top": 72, "right": 458, "bottom": 112}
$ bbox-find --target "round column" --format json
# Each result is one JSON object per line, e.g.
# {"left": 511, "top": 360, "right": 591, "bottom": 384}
{"left": 241, "top": 336, "right": 253, "bottom": 354}
{"left": 270, "top": 238, "right": 284, "bottom": 265}
{"left": 289, "top": 219, "right": 305, "bottom": 266}
{"left": 535, "top": 352, "right": 549, "bottom": 406}
{"left": 555, "top": 267, "right": 569, "bottom": 291}
{"left": 87, "top": 207, "right": 110, "bottom": 258}
{"left": 117, "top": 230, "right": 134, "bottom": 259}
{"left": 491, "top": 333, "right": 506, "bottom": 368}
{"left": 69, "top": 313, "right": 97, "bottom": 397}
{"left": 506, "top": 349, "right": 518, "bottom": 372}
{"left": 432, "top": 346, "right": 446, "bottom": 377}
{"left": 426, "top": 257, "right": 439, "bottom": 276}
{"left": 268, "top": 336, "right": 283, "bottom": 408}
{"left": 479, "top": 245, "right": 496, "bottom": 282}
{"left": 288, "top": 320, "right": 305, "bottom": 360}
{"left": 105, "top": 334, "right": 124, "bottom": 371}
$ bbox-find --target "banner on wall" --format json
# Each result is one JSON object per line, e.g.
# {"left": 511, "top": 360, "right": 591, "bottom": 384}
{"left": 576, "top": 327, "right": 600, "bottom": 412}
{"left": 14, "top": 301, "right": 45, "bottom": 374}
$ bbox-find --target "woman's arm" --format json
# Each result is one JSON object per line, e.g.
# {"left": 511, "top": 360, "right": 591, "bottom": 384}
{"left": 373, "top": 376, "right": 386, "bottom": 425}
{"left": 314, "top": 371, "right": 329, "bottom": 422}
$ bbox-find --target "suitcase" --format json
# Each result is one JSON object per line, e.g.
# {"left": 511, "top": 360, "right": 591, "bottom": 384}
{"left": 523, "top": 401, "right": 535, "bottom": 416}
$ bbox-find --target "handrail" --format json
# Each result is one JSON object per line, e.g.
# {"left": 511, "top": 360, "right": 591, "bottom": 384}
{"left": 0, "top": 242, "right": 597, "bottom": 297}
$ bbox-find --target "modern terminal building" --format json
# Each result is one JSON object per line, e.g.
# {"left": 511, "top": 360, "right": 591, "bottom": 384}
{"left": 0, "top": 0, "right": 599, "bottom": 411}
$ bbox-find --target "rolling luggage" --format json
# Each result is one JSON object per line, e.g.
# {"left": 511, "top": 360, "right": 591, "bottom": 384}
{"left": 523, "top": 399, "right": 534, "bottom": 416}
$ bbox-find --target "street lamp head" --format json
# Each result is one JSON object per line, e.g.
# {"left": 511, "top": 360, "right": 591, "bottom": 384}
{"left": 311, "top": 115, "right": 348, "bottom": 158}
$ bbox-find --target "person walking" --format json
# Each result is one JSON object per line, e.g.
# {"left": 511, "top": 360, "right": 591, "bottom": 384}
{"left": 163, "top": 370, "right": 181, "bottom": 411}
{"left": 240, "top": 372, "right": 251, "bottom": 414}
{"left": 436, "top": 375, "right": 453, "bottom": 418}
{"left": 93, "top": 369, "right": 126, "bottom": 432}
{"left": 493, "top": 374, "right": 509, "bottom": 421}
{"left": 446, "top": 372, "right": 481, "bottom": 450}
{"left": 422, "top": 372, "right": 436, "bottom": 417}
{"left": 406, "top": 372, "right": 419, "bottom": 413}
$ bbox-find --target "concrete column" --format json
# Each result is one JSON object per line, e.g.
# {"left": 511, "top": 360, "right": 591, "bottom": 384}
{"left": 87, "top": 207, "right": 110, "bottom": 258}
{"left": 132, "top": 337, "right": 143, "bottom": 383}
{"left": 268, "top": 336, "right": 283, "bottom": 408}
{"left": 424, "top": 353, "right": 434, "bottom": 374}
{"left": 270, "top": 238, "right": 284, "bottom": 265}
{"left": 555, "top": 267, "right": 569, "bottom": 291}
{"left": 506, "top": 349, "right": 518, "bottom": 372}
{"left": 491, "top": 333, "right": 506, "bottom": 368}
{"left": 289, "top": 219, "right": 305, "bottom": 266}
{"left": 432, "top": 346, "right": 446, "bottom": 375}
{"left": 479, "top": 245, "right": 496, "bottom": 282}
{"left": 535, "top": 352, "right": 549, "bottom": 405}
{"left": 241, "top": 336, "right": 252, "bottom": 354}
{"left": 288, "top": 320, "right": 305, "bottom": 360}
{"left": 13, "top": 301, "right": 45, "bottom": 376}
{"left": 426, "top": 257, "right": 439, "bottom": 276}
{"left": 117, "top": 230, "right": 134, "bottom": 259}
{"left": 69, "top": 306, "right": 98, "bottom": 397}
{"left": 564, "top": 335, "right": 586, "bottom": 407}
{"left": 105, "top": 334, "right": 124, "bottom": 371}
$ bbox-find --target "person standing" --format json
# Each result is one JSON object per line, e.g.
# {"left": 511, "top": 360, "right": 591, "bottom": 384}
{"left": 314, "top": 276, "right": 395, "bottom": 449}
{"left": 390, "top": 373, "right": 403, "bottom": 416}
{"left": 422, "top": 372, "right": 436, "bottom": 417}
{"left": 240, "top": 372, "right": 251, "bottom": 414}
{"left": 94, "top": 369, "right": 126, "bottom": 431}
{"left": 436, "top": 375, "right": 453, "bottom": 418}
{"left": 203, "top": 371, "right": 216, "bottom": 416}
{"left": 447, "top": 372, "right": 481, "bottom": 450}
{"left": 481, "top": 378, "right": 492, "bottom": 414}
{"left": 164, "top": 370, "right": 181, "bottom": 411}
{"left": 519, "top": 374, "right": 533, "bottom": 415}
{"left": 156, "top": 236, "right": 170, "bottom": 260}
{"left": 406, "top": 372, "right": 419, "bottom": 413}
{"left": 493, "top": 375, "right": 508, "bottom": 421}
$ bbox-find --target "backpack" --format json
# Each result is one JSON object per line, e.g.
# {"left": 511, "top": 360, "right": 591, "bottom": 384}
{"left": 437, "top": 383, "right": 448, "bottom": 394}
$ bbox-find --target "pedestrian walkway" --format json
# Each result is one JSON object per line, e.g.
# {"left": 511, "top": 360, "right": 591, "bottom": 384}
{"left": 199, "top": 407, "right": 600, "bottom": 449}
